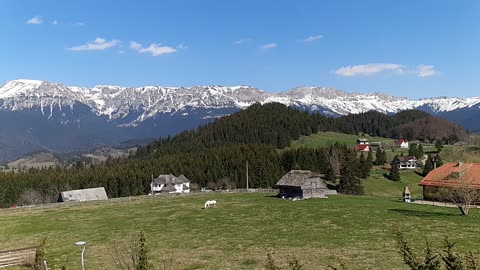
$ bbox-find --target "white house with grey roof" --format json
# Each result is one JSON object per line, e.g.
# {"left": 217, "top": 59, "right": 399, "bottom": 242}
{"left": 151, "top": 174, "right": 191, "bottom": 194}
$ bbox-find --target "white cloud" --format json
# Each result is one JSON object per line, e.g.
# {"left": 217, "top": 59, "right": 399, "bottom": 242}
{"left": 52, "top": 20, "right": 58, "bottom": 25}
{"left": 26, "top": 16, "right": 42, "bottom": 25}
{"left": 300, "top": 35, "right": 323, "bottom": 42}
{"left": 335, "top": 63, "right": 437, "bottom": 78}
{"left": 75, "top": 22, "right": 86, "bottom": 27}
{"left": 335, "top": 63, "right": 405, "bottom": 77}
{"left": 68, "top": 38, "right": 120, "bottom": 51}
{"left": 130, "top": 41, "right": 176, "bottom": 56}
{"left": 234, "top": 38, "right": 251, "bottom": 45}
{"left": 130, "top": 41, "right": 142, "bottom": 50}
{"left": 415, "top": 64, "right": 436, "bottom": 77}
{"left": 260, "top": 43, "right": 277, "bottom": 49}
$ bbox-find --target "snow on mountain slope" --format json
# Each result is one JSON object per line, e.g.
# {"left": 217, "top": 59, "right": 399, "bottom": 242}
{"left": 1, "top": 79, "right": 480, "bottom": 125}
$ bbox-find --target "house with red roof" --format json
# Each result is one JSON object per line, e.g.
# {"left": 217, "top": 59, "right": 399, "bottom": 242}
{"left": 355, "top": 144, "right": 370, "bottom": 152}
{"left": 418, "top": 162, "right": 480, "bottom": 201}
{"left": 394, "top": 139, "right": 409, "bottom": 149}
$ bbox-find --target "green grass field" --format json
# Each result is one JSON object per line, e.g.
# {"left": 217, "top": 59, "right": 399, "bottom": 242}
{"left": 1, "top": 192, "right": 479, "bottom": 270}
{"left": 289, "top": 132, "right": 394, "bottom": 149}
{"left": 3, "top": 133, "right": 479, "bottom": 270}
{"left": 363, "top": 168, "right": 423, "bottom": 198}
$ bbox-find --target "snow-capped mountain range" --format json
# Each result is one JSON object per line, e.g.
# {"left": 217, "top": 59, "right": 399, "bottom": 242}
{"left": 2, "top": 79, "right": 480, "bottom": 121}
{"left": 0, "top": 79, "right": 479, "bottom": 162}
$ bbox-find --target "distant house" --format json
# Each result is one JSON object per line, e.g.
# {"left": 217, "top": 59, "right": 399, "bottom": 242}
{"left": 419, "top": 162, "right": 480, "bottom": 201}
{"left": 356, "top": 138, "right": 369, "bottom": 145}
{"left": 59, "top": 187, "right": 108, "bottom": 202}
{"left": 151, "top": 174, "right": 190, "bottom": 194}
{"left": 395, "top": 139, "right": 409, "bottom": 149}
{"left": 276, "top": 170, "right": 335, "bottom": 199}
{"left": 355, "top": 144, "right": 370, "bottom": 152}
{"left": 394, "top": 156, "right": 417, "bottom": 169}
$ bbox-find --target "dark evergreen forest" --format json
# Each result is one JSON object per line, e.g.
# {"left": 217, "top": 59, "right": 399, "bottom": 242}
{"left": 0, "top": 103, "right": 465, "bottom": 207}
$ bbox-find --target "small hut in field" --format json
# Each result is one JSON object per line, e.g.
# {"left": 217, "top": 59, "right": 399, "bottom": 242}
{"left": 276, "top": 170, "right": 330, "bottom": 199}
{"left": 59, "top": 187, "right": 108, "bottom": 202}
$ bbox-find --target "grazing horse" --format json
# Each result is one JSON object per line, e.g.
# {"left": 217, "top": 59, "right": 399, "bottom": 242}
{"left": 204, "top": 200, "right": 217, "bottom": 209}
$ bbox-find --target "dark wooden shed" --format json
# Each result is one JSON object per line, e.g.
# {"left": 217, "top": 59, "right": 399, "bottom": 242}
{"left": 276, "top": 170, "right": 328, "bottom": 199}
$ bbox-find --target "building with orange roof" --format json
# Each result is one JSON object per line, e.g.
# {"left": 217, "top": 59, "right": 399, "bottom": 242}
{"left": 418, "top": 162, "right": 480, "bottom": 200}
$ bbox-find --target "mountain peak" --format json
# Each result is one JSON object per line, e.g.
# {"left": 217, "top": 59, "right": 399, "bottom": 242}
{"left": 0, "top": 79, "right": 44, "bottom": 99}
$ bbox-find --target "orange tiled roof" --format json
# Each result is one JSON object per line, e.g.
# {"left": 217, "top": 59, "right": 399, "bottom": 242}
{"left": 418, "top": 162, "right": 480, "bottom": 189}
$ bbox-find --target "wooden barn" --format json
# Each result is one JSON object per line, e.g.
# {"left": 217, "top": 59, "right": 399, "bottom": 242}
{"left": 276, "top": 170, "right": 329, "bottom": 199}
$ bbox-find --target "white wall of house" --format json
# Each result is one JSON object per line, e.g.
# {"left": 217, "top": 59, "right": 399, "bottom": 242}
{"left": 151, "top": 183, "right": 164, "bottom": 192}
{"left": 151, "top": 182, "right": 190, "bottom": 193}
{"left": 173, "top": 183, "right": 190, "bottom": 193}
{"left": 397, "top": 160, "right": 416, "bottom": 169}
{"left": 399, "top": 142, "right": 409, "bottom": 148}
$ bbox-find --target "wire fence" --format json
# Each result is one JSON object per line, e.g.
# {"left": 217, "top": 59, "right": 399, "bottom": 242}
{"left": 0, "top": 188, "right": 279, "bottom": 213}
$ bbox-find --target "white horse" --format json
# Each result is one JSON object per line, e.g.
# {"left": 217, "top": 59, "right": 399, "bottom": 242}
{"left": 204, "top": 200, "right": 217, "bottom": 209}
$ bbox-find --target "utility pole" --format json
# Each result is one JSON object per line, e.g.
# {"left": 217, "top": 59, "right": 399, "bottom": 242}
{"left": 246, "top": 160, "right": 249, "bottom": 190}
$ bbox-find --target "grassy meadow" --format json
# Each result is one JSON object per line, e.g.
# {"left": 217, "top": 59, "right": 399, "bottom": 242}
{"left": 3, "top": 132, "right": 480, "bottom": 270}
{"left": 289, "top": 132, "right": 394, "bottom": 149}
{"left": 363, "top": 168, "right": 423, "bottom": 198}
{"left": 1, "top": 192, "right": 480, "bottom": 270}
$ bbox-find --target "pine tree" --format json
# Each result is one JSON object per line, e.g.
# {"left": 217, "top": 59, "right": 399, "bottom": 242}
{"left": 366, "top": 150, "right": 373, "bottom": 170}
{"left": 435, "top": 140, "right": 444, "bottom": 152}
{"left": 338, "top": 150, "right": 364, "bottom": 195}
{"left": 408, "top": 145, "right": 417, "bottom": 158}
{"left": 34, "top": 238, "right": 47, "bottom": 270}
{"left": 434, "top": 154, "right": 443, "bottom": 168}
{"left": 423, "top": 154, "right": 435, "bottom": 176}
{"left": 389, "top": 156, "right": 401, "bottom": 181}
{"left": 136, "top": 231, "right": 153, "bottom": 270}
{"left": 441, "top": 239, "right": 464, "bottom": 270}
{"left": 325, "top": 166, "right": 335, "bottom": 182}
{"left": 375, "top": 149, "right": 386, "bottom": 166}
{"left": 417, "top": 144, "right": 424, "bottom": 159}
{"left": 359, "top": 152, "right": 369, "bottom": 178}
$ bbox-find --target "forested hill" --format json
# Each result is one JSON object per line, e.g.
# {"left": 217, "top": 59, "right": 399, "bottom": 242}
{"left": 135, "top": 103, "right": 324, "bottom": 157}
{"left": 136, "top": 103, "right": 455, "bottom": 158}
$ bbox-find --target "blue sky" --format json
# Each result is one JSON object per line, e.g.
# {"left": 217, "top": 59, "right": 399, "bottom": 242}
{"left": 1, "top": 0, "right": 479, "bottom": 98}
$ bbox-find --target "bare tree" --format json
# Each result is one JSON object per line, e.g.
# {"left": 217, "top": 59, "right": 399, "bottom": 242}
{"left": 327, "top": 147, "right": 341, "bottom": 176}
{"left": 18, "top": 189, "right": 43, "bottom": 206}
{"left": 440, "top": 175, "right": 480, "bottom": 216}
{"left": 112, "top": 235, "right": 138, "bottom": 270}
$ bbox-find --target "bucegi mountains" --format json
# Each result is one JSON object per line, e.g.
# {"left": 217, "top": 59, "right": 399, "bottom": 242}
{"left": 1, "top": 79, "right": 479, "bottom": 161}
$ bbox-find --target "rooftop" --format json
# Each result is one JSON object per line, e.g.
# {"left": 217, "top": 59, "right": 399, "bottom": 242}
{"left": 276, "top": 170, "right": 322, "bottom": 187}
{"left": 419, "top": 162, "right": 480, "bottom": 189}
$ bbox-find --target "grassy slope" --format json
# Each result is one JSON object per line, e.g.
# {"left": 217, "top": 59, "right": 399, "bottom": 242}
{"left": 289, "top": 132, "right": 394, "bottom": 149}
{"left": 0, "top": 193, "right": 479, "bottom": 270}
{"left": 363, "top": 168, "right": 423, "bottom": 198}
